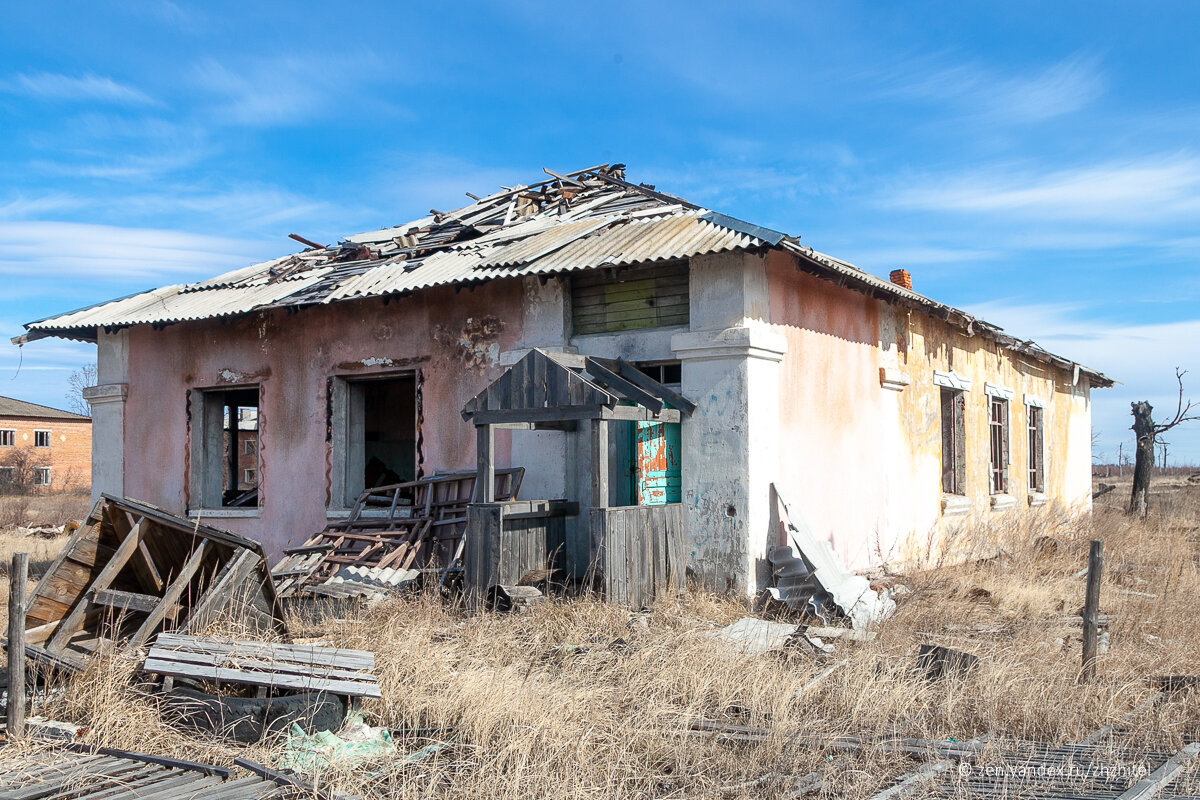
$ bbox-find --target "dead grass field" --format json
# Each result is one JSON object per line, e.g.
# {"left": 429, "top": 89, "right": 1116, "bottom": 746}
{"left": 2, "top": 488, "right": 1199, "bottom": 798}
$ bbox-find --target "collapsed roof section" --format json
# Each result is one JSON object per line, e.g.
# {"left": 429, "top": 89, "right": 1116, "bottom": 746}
{"left": 17, "top": 163, "right": 1112, "bottom": 387}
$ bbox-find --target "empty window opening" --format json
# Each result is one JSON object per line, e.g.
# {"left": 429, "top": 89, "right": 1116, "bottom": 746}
{"left": 1028, "top": 405, "right": 1045, "bottom": 492}
{"left": 940, "top": 388, "right": 966, "bottom": 495}
{"left": 572, "top": 261, "right": 689, "bottom": 336}
{"left": 32, "top": 467, "right": 51, "bottom": 487}
{"left": 989, "top": 396, "right": 1010, "bottom": 494}
{"left": 0, "top": 430, "right": 13, "bottom": 447}
{"left": 192, "top": 386, "right": 260, "bottom": 508}
{"left": 34, "top": 430, "right": 51, "bottom": 448}
{"left": 636, "top": 362, "right": 682, "bottom": 388}
{"left": 343, "top": 375, "right": 418, "bottom": 506}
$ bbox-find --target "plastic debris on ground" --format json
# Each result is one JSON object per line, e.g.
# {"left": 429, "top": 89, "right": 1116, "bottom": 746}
{"left": 707, "top": 617, "right": 835, "bottom": 657}
{"left": 279, "top": 714, "right": 447, "bottom": 775}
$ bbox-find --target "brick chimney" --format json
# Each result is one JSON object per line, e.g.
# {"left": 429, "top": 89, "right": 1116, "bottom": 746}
{"left": 889, "top": 269, "right": 913, "bottom": 291}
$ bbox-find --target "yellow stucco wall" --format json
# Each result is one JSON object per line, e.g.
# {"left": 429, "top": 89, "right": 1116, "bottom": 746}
{"left": 767, "top": 250, "right": 1095, "bottom": 571}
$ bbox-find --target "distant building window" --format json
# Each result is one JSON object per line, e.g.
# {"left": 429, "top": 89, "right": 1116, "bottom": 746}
{"left": 572, "top": 261, "right": 689, "bottom": 335}
{"left": 190, "top": 386, "right": 260, "bottom": 508}
{"left": 0, "top": 466, "right": 13, "bottom": 486}
{"left": 1028, "top": 405, "right": 1045, "bottom": 492}
{"left": 244, "top": 437, "right": 257, "bottom": 455}
{"left": 34, "top": 430, "right": 51, "bottom": 448}
{"left": 0, "top": 430, "right": 13, "bottom": 447}
{"left": 989, "top": 397, "right": 1010, "bottom": 494}
{"left": 32, "top": 467, "right": 51, "bottom": 487}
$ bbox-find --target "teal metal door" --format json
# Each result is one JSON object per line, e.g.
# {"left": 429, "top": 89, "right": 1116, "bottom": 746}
{"left": 634, "top": 422, "right": 681, "bottom": 505}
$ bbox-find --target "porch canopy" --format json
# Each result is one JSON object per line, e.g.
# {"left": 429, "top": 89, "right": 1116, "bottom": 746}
{"left": 462, "top": 348, "right": 696, "bottom": 504}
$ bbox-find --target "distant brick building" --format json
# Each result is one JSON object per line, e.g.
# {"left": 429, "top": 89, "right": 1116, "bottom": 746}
{"left": 0, "top": 396, "right": 92, "bottom": 493}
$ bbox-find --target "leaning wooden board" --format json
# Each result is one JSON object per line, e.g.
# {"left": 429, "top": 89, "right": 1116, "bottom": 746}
{"left": 143, "top": 633, "right": 382, "bottom": 699}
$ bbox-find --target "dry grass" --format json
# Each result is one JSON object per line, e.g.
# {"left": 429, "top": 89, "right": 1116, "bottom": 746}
{"left": 4, "top": 488, "right": 1200, "bottom": 798}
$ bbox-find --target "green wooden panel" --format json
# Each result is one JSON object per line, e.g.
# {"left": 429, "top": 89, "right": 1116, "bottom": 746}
{"left": 572, "top": 262, "right": 689, "bottom": 335}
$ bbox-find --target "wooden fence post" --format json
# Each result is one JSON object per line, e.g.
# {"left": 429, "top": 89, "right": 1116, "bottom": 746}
{"left": 7, "top": 551, "right": 28, "bottom": 735}
{"left": 1081, "top": 540, "right": 1103, "bottom": 683}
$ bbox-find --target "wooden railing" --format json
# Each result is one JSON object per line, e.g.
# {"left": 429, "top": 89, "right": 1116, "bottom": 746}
{"left": 590, "top": 504, "right": 686, "bottom": 608}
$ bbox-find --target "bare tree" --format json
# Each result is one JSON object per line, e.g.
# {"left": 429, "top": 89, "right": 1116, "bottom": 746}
{"left": 65, "top": 363, "right": 97, "bottom": 417}
{"left": 1130, "top": 368, "right": 1200, "bottom": 516}
{"left": 0, "top": 446, "right": 51, "bottom": 495}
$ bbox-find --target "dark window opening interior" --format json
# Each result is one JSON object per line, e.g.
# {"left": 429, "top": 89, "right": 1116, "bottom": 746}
{"left": 346, "top": 375, "right": 418, "bottom": 506}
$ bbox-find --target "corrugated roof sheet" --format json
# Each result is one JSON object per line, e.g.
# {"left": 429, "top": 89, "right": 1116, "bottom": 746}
{"left": 18, "top": 163, "right": 1112, "bottom": 385}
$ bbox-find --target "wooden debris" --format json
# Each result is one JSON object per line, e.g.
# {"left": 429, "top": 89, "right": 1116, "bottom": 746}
{"left": 19, "top": 495, "right": 285, "bottom": 673}
{"left": 272, "top": 468, "right": 523, "bottom": 599}
{"left": 143, "top": 632, "right": 381, "bottom": 699}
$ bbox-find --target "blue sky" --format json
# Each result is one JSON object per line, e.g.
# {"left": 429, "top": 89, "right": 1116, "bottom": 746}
{"left": 1, "top": 1, "right": 1198, "bottom": 463}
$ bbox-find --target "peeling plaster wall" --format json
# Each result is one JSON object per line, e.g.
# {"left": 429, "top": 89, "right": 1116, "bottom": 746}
{"left": 766, "top": 250, "right": 1095, "bottom": 572}
{"left": 121, "top": 281, "right": 524, "bottom": 556}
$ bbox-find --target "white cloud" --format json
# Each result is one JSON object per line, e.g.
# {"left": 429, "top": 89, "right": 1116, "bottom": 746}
{"left": 882, "top": 52, "right": 1105, "bottom": 122}
{"left": 0, "top": 221, "right": 277, "bottom": 281}
{"left": 885, "top": 154, "right": 1200, "bottom": 225}
{"left": 1, "top": 73, "right": 156, "bottom": 106}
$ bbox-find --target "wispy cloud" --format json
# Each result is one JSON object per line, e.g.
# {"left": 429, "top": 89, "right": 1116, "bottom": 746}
{"left": 883, "top": 154, "right": 1200, "bottom": 225}
{"left": 0, "top": 72, "right": 156, "bottom": 106}
{"left": 0, "top": 221, "right": 277, "bottom": 280}
{"left": 881, "top": 52, "right": 1106, "bottom": 122}
{"left": 191, "top": 54, "right": 403, "bottom": 127}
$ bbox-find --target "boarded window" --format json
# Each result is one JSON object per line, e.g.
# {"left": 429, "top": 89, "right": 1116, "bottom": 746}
{"left": 940, "top": 388, "right": 966, "bottom": 495}
{"left": 571, "top": 262, "right": 689, "bottom": 335}
{"left": 989, "top": 396, "right": 1010, "bottom": 494}
{"left": 34, "top": 430, "right": 51, "bottom": 448}
{"left": 0, "top": 430, "right": 13, "bottom": 447}
{"left": 1028, "top": 405, "right": 1045, "bottom": 492}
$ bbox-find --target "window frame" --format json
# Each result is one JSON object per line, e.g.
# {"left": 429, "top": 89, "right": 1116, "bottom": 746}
{"left": 34, "top": 429, "right": 51, "bottom": 448}
{"left": 1027, "top": 404, "right": 1046, "bottom": 493}
{"left": 988, "top": 396, "right": 1011, "bottom": 495}
{"left": 32, "top": 467, "right": 51, "bottom": 487}
{"left": 328, "top": 371, "right": 420, "bottom": 511}
{"left": 0, "top": 429, "right": 13, "bottom": 447}
{"left": 188, "top": 385, "right": 261, "bottom": 510}
{"left": 0, "top": 466, "right": 14, "bottom": 485}
{"left": 940, "top": 387, "right": 967, "bottom": 496}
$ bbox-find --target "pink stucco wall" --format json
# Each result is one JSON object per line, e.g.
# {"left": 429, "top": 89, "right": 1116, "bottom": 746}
{"left": 766, "top": 254, "right": 894, "bottom": 569}
{"left": 122, "top": 281, "right": 524, "bottom": 556}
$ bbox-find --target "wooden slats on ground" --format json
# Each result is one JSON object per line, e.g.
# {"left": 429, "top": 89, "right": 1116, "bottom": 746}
{"left": 0, "top": 746, "right": 303, "bottom": 800}
{"left": 142, "top": 632, "right": 381, "bottom": 699}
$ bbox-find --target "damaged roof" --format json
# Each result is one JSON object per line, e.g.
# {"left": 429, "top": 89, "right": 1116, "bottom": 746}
{"left": 16, "top": 163, "right": 1112, "bottom": 386}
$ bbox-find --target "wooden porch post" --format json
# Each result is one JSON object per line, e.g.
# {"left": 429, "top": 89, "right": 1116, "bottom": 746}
{"left": 592, "top": 419, "right": 609, "bottom": 508}
{"left": 476, "top": 423, "right": 495, "bottom": 503}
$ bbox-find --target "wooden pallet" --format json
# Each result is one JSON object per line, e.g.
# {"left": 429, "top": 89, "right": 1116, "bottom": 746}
{"left": 16, "top": 495, "right": 286, "bottom": 673}
{"left": 143, "top": 632, "right": 381, "bottom": 699}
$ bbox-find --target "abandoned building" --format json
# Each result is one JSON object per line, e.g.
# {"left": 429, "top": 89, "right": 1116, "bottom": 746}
{"left": 13, "top": 164, "right": 1111, "bottom": 594}
{"left": 0, "top": 395, "right": 92, "bottom": 493}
